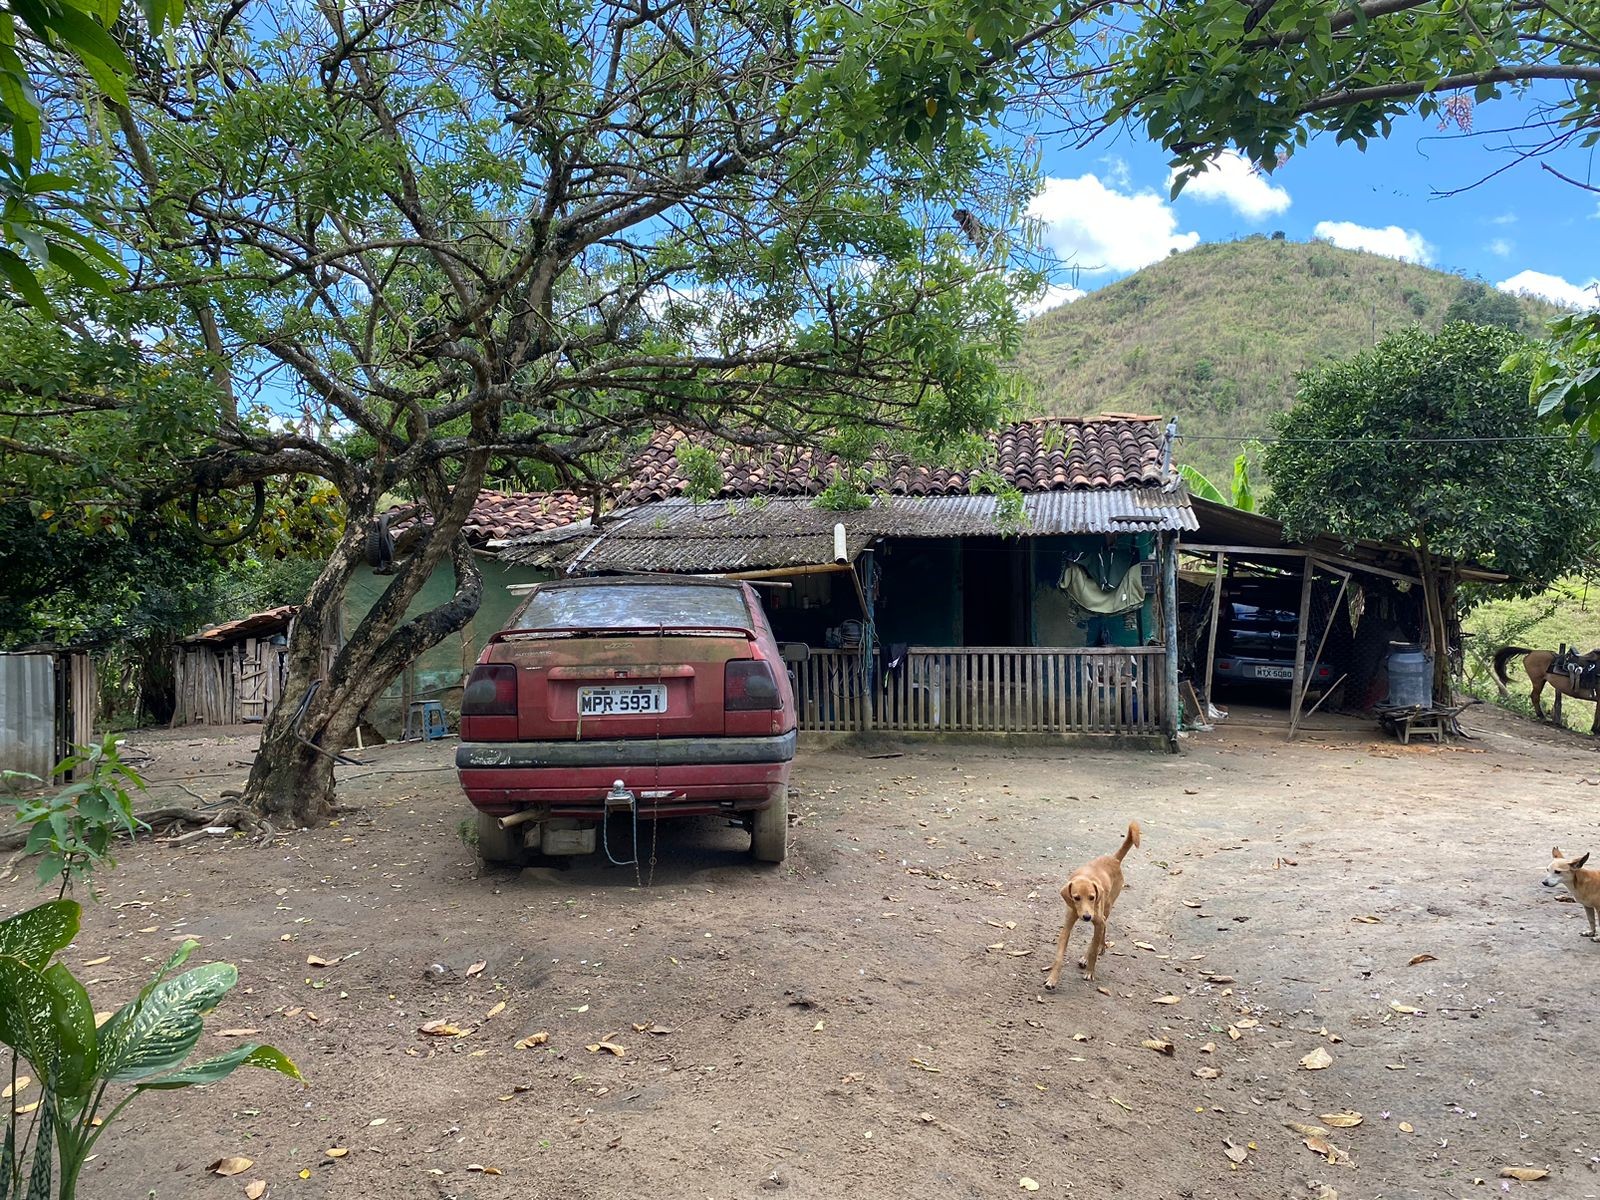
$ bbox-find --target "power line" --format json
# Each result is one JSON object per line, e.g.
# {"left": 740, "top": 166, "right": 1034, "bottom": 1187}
{"left": 1177, "top": 433, "right": 1569, "bottom": 445}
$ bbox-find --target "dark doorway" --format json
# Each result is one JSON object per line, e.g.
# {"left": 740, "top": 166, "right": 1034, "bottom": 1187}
{"left": 962, "top": 538, "right": 1028, "bottom": 646}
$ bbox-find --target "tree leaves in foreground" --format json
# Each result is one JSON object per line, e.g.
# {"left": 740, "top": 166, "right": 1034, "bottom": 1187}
{"left": 0, "top": 901, "right": 299, "bottom": 1200}
{"left": 1099, "top": 0, "right": 1600, "bottom": 459}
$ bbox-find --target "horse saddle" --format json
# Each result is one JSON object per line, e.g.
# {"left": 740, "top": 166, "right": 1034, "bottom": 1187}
{"left": 1552, "top": 648, "right": 1600, "bottom": 692}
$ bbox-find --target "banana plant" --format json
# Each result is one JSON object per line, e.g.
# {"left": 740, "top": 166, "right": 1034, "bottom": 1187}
{"left": 0, "top": 900, "right": 300, "bottom": 1199}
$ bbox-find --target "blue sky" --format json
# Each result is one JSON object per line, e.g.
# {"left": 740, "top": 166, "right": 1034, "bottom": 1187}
{"left": 1023, "top": 91, "right": 1600, "bottom": 313}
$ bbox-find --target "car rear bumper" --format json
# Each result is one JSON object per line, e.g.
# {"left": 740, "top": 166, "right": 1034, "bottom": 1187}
{"left": 457, "top": 731, "right": 796, "bottom": 817}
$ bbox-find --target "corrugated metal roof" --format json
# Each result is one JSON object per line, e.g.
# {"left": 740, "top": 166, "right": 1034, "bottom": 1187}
{"left": 502, "top": 490, "right": 1195, "bottom": 574}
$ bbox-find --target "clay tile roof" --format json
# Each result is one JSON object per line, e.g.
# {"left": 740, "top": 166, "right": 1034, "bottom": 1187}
{"left": 613, "top": 416, "right": 1168, "bottom": 505}
{"left": 387, "top": 490, "right": 591, "bottom": 548}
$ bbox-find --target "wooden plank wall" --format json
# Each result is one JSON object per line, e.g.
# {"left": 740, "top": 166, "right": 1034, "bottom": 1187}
{"left": 171, "top": 619, "right": 340, "bottom": 727}
{"left": 794, "top": 645, "right": 1166, "bottom": 736}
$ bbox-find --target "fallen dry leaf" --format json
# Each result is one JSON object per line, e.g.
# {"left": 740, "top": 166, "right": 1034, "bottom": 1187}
{"left": 1286, "top": 1121, "right": 1329, "bottom": 1138}
{"left": 1227, "top": 1025, "right": 1242, "bottom": 1041}
{"left": 466, "top": 960, "right": 487, "bottom": 977}
{"left": 1134, "top": 941, "right": 1156, "bottom": 951}
{"left": 1499, "top": 1168, "right": 1549, "bottom": 1181}
{"left": 305, "top": 954, "right": 339, "bottom": 968}
{"left": 1234, "top": 1018, "right": 1259, "bottom": 1029}
{"left": 1152, "top": 995, "right": 1181, "bottom": 1005}
{"left": 1019, "top": 1178, "right": 1040, "bottom": 1192}
{"left": 1199, "top": 1042, "right": 1216, "bottom": 1054}
{"left": 1389, "top": 1002, "right": 1424, "bottom": 1015}
{"left": 245, "top": 1181, "right": 267, "bottom": 1200}
{"left": 368, "top": 1118, "right": 387, "bottom": 1127}
{"left": 208, "top": 1157, "right": 253, "bottom": 1177}
{"left": 1141, "top": 1039, "right": 1175, "bottom": 1056}
{"left": 325, "top": 1148, "right": 348, "bottom": 1159}
{"left": 1182, "top": 900, "right": 1202, "bottom": 908}
{"left": 418, "top": 1020, "right": 473, "bottom": 1037}
{"left": 486, "top": 1001, "right": 505, "bottom": 1019}
{"left": 515, "top": 1031, "right": 550, "bottom": 1049}
{"left": 82, "top": 956, "right": 110, "bottom": 967}
{"left": 585, "top": 1041, "right": 626, "bottom": 1056}
{"left": 1193, "top": 1066, "right": 1221, "bottom": 1080}
{"left": 217, "top": 1029, "right": 260, "bottom": 1038}
{"left": 467, "top": 1165, "right": 504, "bottom": 1176}
{"left": 1321, "top": 1112, "right": 1363, "bottom": 1128}
{"left": 1351, "top": 915, "right": 1381, "bottom": 924}
{"left": 1300, "top": 1047, "right": 1333, "bottom": 1071}
{"left": 1223, "top": 1139, "right": 1249, "bottom": 1164}
{"left": 645, "top": 1025, "right": 673, "bottom": 1035}
{"left": 1398, "top": 1122, "right": 1414, "bottom": 1134}
{"left": 1407, "top": 953, "right": 1437, "bottom": 966}
{"left": 1, "top": 1076, "right": 31, "bottom": 1099}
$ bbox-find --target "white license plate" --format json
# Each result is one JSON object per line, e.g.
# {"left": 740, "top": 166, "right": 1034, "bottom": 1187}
{"left": 1253, "top": 665, "right": 1294, "bottom": 680}
{"left": 578, "top": 684, "right": 667, "bottom": 716}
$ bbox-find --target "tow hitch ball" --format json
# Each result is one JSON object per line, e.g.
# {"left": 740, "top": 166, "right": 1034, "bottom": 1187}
{"left": 605, "top": 779, "right": 636, "bottom": 812}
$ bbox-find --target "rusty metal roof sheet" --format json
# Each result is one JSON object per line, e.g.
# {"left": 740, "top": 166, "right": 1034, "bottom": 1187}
{"left": 501, "top": 489, "right": 1195, "bottom": 574}
{"left": 184, "top": 605, "right": 299, "bottom": 645}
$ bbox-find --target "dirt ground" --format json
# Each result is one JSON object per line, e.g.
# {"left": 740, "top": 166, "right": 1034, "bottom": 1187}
{"left": 4, "top": 702, "right": 1600, "bottom": 1200}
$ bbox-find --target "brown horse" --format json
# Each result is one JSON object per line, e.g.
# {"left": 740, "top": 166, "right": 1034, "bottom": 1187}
{"left": 1494, "top": 646, "right": 1600, "bottom": 733}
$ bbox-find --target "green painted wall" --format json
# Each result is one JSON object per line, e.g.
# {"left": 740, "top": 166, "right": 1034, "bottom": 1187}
{"left": 1031, "top": 534, "right": 1156, "bottom": 648}
{"left": 344, "top": 555, "right": 549, "bottom": 731}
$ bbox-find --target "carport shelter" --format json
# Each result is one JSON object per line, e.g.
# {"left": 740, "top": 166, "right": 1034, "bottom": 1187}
{"left": 1179, "top": 498, "right": 1509, "bottom": 736}
{"left": 497, "top": 418, "right": 1196, "bottom": 744}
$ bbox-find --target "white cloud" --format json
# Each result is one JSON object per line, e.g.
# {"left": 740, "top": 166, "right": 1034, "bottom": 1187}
{"left": 1487, "top": 238, "right": 1513, "bottom": 258}
{"left": 1028, "top": 174, "right": 1200, "bottom": 275}
{"left": 1496, "top": 269, "right": 1600, "bottom": 310}
{"left": 1019, "top": 282, "right": 1086, "bottom": 318}
{"left": 1169, "top": 151, "right": 1291, "bottom": 220}
{"left": 1490, "top": 212, "right": 1518, "bottom": 226}
{"left": 1312, "top": 220, "right": 1433, "bottom": 264}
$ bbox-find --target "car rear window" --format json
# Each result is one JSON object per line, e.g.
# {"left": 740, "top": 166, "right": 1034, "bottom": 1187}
{"left": 512, "top": 583, "right": 752, "bottom": 631}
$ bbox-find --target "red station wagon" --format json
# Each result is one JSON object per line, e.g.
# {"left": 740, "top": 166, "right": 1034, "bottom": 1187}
{"left": 456, "top": 575, "right": 797, "bottom": 867}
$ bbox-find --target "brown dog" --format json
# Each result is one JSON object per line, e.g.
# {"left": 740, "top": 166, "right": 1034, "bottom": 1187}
{"left": 1545, "top": 846, "right": 1600, "bottom": 938}
{"left": 1045, "top": 821, "right": 1141, "bottom": 988}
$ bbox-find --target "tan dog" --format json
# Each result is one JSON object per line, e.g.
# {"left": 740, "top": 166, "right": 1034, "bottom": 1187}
{"left": 1544, "top": 846, "right": 1600, "bottom": 938}
{"left": 1045, "top": 822, "right": 1140, "bottom": 988}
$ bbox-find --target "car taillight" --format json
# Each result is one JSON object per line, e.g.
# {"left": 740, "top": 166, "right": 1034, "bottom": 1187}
{"left": 462, "top": 663, "right": 517, "bottom": 716}
{"left": 1217, "top": 660, "right": 1233, "bottom": 671}
{"left": 725, "top": 659, "right": 779, "bottom": 711}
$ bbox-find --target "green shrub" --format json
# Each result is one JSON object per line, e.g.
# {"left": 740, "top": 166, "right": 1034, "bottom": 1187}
{"left": 0, "top": 901, "right": 301, "bottom": 1199}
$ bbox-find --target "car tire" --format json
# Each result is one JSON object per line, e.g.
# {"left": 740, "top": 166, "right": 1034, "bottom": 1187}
{"left": 476, "top": 811, "right": 529, "bottom": 868}
{"left": 750, "top": 785, "right": 789, "bottom": 864}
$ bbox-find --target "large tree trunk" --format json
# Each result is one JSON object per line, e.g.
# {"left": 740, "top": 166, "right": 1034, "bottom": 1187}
{"left": 243, "top": 461, "right": 490, "bottom": 826}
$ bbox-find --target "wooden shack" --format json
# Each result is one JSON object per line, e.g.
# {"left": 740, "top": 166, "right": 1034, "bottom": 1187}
{"left": 170, "top": 606, "right": 338, "bottom": 727}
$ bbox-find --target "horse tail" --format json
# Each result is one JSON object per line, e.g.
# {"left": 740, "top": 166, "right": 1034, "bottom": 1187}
{"left": 1494, "top": 646, "right": 1532, "bottom": 686}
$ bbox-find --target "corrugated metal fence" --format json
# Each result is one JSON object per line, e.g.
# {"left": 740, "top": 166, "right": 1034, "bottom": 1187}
{"left": 0, "top": 651, "right": 96, "bottom": 781}
{"left": 794, "top": 646, "right": 1167, "bottom": 737}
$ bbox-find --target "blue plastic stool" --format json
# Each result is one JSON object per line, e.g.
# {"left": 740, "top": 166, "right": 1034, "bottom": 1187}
{"left": 405, "top": 700, "right": 449, "bottom": 741}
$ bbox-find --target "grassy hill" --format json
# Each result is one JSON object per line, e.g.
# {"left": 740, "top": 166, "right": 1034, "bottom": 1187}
{"left": 1013, "top": 237, "right": 1564, "bottom": 484}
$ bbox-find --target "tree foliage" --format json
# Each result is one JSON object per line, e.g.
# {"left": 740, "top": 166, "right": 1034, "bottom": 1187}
{"left": 0, "top": 0, "right": 185, "bottom": 311}
{"left": 1444, "top": 280, "right": 1529, "bottom": 333}
{"left": 1263, "top": 323, "right": 1598, "bottom": 584}
{"left": 0, "top": 0, "right": 1084, "bottom": 821}
{"left": 1104, "top": 0, "right": 1600, "bottom": 189}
